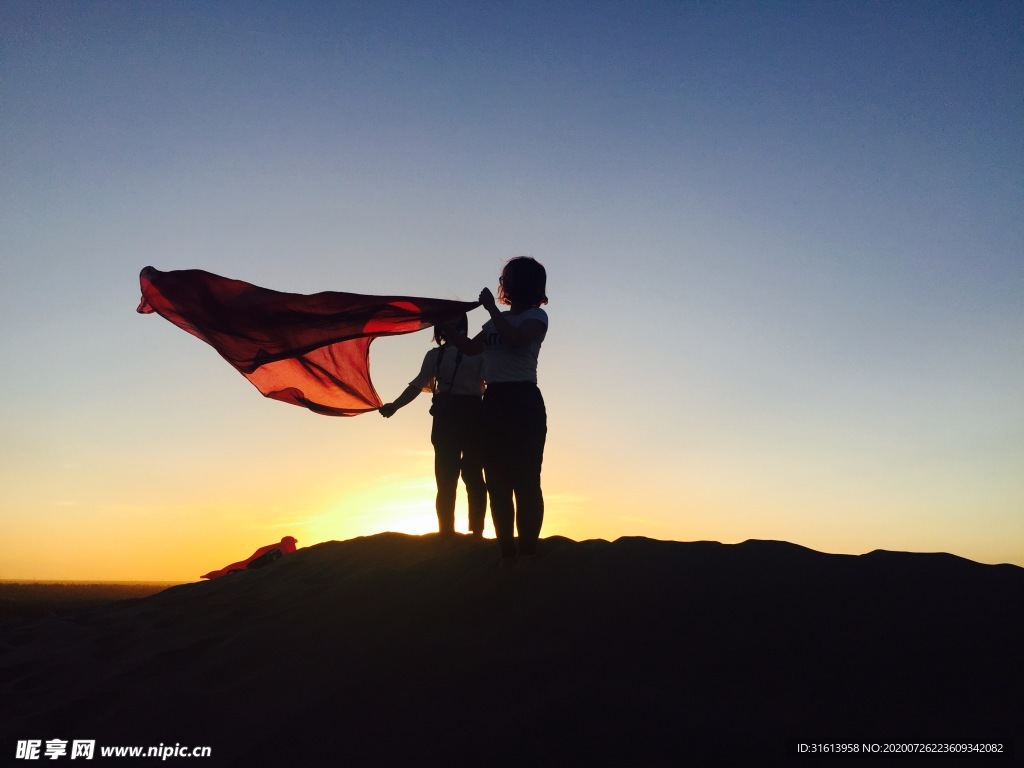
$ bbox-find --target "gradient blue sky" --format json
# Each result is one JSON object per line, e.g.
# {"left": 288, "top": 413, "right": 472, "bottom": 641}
{"left": 2, "top": 1, "right": 1021, "bottom": 579}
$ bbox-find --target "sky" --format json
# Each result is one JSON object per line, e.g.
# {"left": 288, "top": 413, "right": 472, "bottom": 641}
{"left": 1, "top": 0, "right": 1021, "bottom": 580}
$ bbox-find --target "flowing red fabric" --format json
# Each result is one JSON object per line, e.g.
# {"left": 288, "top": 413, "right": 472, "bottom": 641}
{"left": 200, "top": 536, "right": 299, "bottom": 580}
{"left": 138, "top": 266, "right": 478, "bottom": 416}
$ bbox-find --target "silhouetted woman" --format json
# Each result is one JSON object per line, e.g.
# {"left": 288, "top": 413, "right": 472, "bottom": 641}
{"left": 379, "top": 315, "right": 487, "bottom": 537}
{"left": 446, "top": 257, "right": 548, "bottom": 566}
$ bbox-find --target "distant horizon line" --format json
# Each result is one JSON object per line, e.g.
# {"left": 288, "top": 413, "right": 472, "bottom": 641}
{"left": 3, "top": 531, "right": 1021, "bottom": 581}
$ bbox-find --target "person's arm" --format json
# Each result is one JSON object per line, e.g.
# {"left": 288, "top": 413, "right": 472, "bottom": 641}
{"left": 448, "top": 331, "right": 485, "bottom": 355}
{"left": 439, "top": 325, "right": 485, "bottom": 355}
{"left": 479, "top": 288, "right": 546, "bottom": 349}
{"left": 379, "top": 385, "right": 422, "bottom": 418}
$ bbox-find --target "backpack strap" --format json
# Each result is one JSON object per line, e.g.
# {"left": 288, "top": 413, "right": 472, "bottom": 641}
{"left": 433, "top": 344, "right": 463, "bottom": 395}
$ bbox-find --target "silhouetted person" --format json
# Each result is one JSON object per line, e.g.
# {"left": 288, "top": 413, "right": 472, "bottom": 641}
{"left": 445, "top": 257, "right": 548, "bottom": 566}
{"left": 379, "top": 315, "right": 487, "bottom": 537}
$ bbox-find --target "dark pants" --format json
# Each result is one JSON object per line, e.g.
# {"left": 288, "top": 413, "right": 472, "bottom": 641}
{"left": 481, "top": 383, "right": 547, "bottom": 558}
{"left": 431, "top": 396, "right": 487, "bottom": 534}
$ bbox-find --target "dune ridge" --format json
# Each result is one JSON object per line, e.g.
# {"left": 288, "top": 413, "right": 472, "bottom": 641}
{"left": 2, "top": 533, "right": 1021, "bottom": 765}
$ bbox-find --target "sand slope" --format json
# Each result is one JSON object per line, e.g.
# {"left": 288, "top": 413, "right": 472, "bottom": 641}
{"left": 2, "top": 533, "right": 1021, "bottom": 765}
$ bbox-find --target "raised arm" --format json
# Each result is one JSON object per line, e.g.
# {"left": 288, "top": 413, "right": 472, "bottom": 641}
{"left": 439, "top": 325, "right": 485, "bottom": 355}
{"left": 479, "top": 287, "right": 546, "bottom": 348}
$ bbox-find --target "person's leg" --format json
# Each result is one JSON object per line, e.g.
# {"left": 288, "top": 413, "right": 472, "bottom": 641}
{"left": 482, "top": 390, "right": 517, "bottom": 559}
{"left": 462, "top": 461, "right": 487, "bottom": 535}
{"left": 514, "top": 484, "right": 544, "bottom": 555}
{"left": 458, "top": 403, "right": 487, "bottom": 535}
{"left": 431, "top": 416, "right": 460, "bottom": 535}
{"left": 512, "top": 387, "right": 547, "bottom": 556}
{"left": 486, "top": 465, "right": 515, "bottom": 557}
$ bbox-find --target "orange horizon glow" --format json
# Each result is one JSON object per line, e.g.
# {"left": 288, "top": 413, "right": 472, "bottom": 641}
{"left": 3, "top": 2, "right": 1021, "bottom": 599}
{"left": 6, "top": 459, "right": 1023, "bottom": 582}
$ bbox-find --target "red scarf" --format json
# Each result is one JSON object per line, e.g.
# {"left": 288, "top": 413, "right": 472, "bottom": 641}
{"left": 138, "top": 267, "right": 477, "bottom": 416}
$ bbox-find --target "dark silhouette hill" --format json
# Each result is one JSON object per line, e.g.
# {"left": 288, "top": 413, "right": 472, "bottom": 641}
{"left": 2, "top": 534, "right": 1021, "bottom": 765}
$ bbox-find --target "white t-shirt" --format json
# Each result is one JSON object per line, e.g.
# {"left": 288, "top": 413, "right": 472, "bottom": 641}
{"left": 481, "top": 307, "right": 548, "bottom": 384}
{"left": 410, "top": 346, "right": 485, "bottom": 396}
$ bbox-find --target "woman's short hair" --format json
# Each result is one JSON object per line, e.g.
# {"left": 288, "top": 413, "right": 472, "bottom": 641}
{"left": 497, "top": 256, "right": 548, "bottom": 307}
{"left": 434, "top": 313, "right": 468, "bottom": 345}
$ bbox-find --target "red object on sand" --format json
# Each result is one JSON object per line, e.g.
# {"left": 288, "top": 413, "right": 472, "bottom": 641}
{"left": 201, "top": 536, "right": 299, "bottom": 580}
{"left": 137, "top": 266, "right": 479, "bottom": 416}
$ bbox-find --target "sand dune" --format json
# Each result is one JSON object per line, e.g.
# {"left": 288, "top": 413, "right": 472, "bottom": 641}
{"left": 2, "top": 533, "right": 1021, "bottom": 765}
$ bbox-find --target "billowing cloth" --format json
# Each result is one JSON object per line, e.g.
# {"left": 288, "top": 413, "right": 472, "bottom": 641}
{"left": 200, "top": 536, "right": 299, "bottom": 580}
{"left": 138, "top": 266, "right": 479, "bottom": 416}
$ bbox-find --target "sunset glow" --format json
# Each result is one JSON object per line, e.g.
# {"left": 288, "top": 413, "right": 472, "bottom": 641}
{"left": 1, "top": 2, "right": 1021, "bottom": 581}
